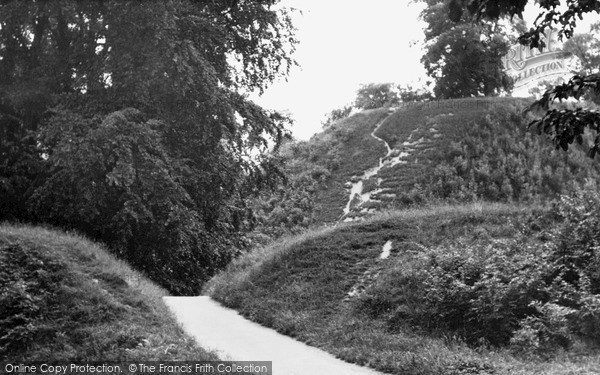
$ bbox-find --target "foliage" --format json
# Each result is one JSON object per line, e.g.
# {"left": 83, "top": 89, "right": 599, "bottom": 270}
{"left": 413, "top": 103, "right": 600, "bottom": 203}
{"left": 0, "top": 88, "right": 47, "bottom": 222}
{"left": 0, "top": 1, "right": 297, "bottom": 293}
{"left": 322, "top": 84, "right": 431, "bottom": 129}
{"left": 451, "top": 0, "right": 599, "bottom": 48}
{"left": 529, "top": 97, "right": 600, "bottom": 159}
{"left": 0, "top": 243, "right": 55, "bottom": 354}
{"left": 419, "top": 0, "right": 513, "bottom": 98}
{"left": 398, "top": 84, "right": 433, "bottom": 102}
{"left": 551, "top": 180, "right": 600, "bottom": 293}
{"left": 563, "top": 22, "right": 600, "bottom": 76}
{"left": 563, "top": 22, "right": 600, "bottom": 103}
{"left": 209, "top": 203, "right": 600, "bottom": 373}
{"left": 260, "top": 98, "right": 600, "bottom": 227}
{"left": 456, "top": 0, "right": 600, "bottom": 160}
{"left": 362, "top": 237, "right": 555, "bottom": 348}
{"left": 249, "top": 141, "right": 327, "bottom": 241}
{"left": 322, "top": 105, "right": 354, "bottom": 129}
{"left": 259, "top": 108, "right": 393, "bottom": 231}
{"left": 361, "top": 183, "right": 600, "bottom": 356}
{"left": 31, "top": 108, "right": 244, "bottom": 294}
{"left": 354, "top": 83, "right": 401, "bottom": 110}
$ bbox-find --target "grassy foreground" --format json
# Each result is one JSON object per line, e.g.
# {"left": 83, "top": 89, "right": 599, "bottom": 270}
{"left": 206, "top": 203, "right": 600, "bottom": 375}
{"left": 0, "top": 223, "right": 216, "bottom": 362}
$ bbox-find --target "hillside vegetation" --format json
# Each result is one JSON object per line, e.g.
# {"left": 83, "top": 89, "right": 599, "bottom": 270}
{"left": 210, "top": 96, "right": 600, "bottom": 374}
{"left": 253, "top": 98, "right": 600, "bottom": 239}
{"left": 0, "top": 224, "right": 216, "bottom": 362}
{"left": 207, "top": 197, "right": 600, "bottom": 375}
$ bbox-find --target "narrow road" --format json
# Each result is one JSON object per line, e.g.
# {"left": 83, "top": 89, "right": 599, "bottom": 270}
{"left": 163, "top": 296, "right": 384, "bottom": 375}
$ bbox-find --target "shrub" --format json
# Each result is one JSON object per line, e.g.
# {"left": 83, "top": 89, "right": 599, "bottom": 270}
{"left": 30, "top": 109, "right": 241, "bottom": 294}
{"left": 0, "top": 244, "right": 62, "bottom": 354}
{"left": 361, "top": 185, "right": 600, "bottom": 353}
{"left": 550, "top": 181, "right": 600, "bottom": 293}
{"left": 363, "top": 240, "right": 551, "bottom": 347}
{"left": 510, "top": 302, "right": 574, "bottom": 357}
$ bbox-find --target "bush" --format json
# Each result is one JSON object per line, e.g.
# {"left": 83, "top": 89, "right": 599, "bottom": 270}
{"left": 510, "top": 302, "right": 574, "bottom": 357}
{"left": 362, "top": 240, "right": 551, "bottom": 347}
{"left": 551, "top": 181, "right": 600, "bottom": 293}
{"left": 361, "top": 185, "right": 600, "bottom": 353}
{"left": 0, "top": 244, "right": 62, "bottom": 354}
{"left": 417, "top": 105, "right": 600, "bottom": 204}
{"left": 29, "top": 109, "right": 241, "bottom": 295}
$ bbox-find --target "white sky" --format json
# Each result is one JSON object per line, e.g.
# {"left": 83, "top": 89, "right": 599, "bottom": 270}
{"left": 250, "top": 1, "right": 600, "bottom": 141}
{"left": 250, "top": 0, "right": 428, "bottom": 140}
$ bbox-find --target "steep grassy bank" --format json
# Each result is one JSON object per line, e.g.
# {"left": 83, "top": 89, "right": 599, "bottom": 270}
{"left": 253, "top": 98, "right": 600, "bottom": 237}
{"left": 0, "top": 224, "right": 216, "bottom": 362}
{"left": 372, "top": 98, "right": 600, "bottom": 207}
{"left": 206, "top": 202, "right": 600, "bottom": 375}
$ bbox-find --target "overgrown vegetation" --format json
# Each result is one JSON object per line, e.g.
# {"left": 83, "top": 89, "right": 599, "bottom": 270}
{"left": 255, "top": 98, "right": 600, "bottom": 231}
{"left": 0, "top": 1, "right": 297, "bottom": 294}
{"left": 420, "top": 0, "right": 513, "bottom": 98}
{"left": 250, "top": 108, "right": 391, "bottom": 237}
{"left": 0, "top": 224, "right": 216, "bottom": 362}
{"left": 458, "top": 0, "right": 600, "bottom": 161}
{"left": 375, "top": 99, "right": 600, "bottom": 206}
{"left": 363, "top": 182, "right": 600, "bottom": 357}
{"left": 207, "top": 196, "right": 600, "bottom": 374}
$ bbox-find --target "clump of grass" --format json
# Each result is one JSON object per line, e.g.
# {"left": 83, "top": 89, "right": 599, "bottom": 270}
{"left": 0, "top": 223, "right": 217, "bottom": 362}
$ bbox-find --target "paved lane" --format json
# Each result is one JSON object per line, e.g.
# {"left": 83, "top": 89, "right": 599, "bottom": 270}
{"left": 163, "top": 296, "right": 384, "bottom": 375}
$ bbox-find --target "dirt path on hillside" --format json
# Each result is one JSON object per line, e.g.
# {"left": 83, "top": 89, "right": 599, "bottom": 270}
{"left": 163, "top": 296, "right": 384, "bottom": 375}
{"left": 340, "top": 108, "right": 413, "bottom": 222}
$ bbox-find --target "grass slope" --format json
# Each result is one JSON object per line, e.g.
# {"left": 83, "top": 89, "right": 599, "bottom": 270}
{"left": 285, "top": 98, "right": 600, "bottom": 226}
{"left": 206, "top": 203, "right": 600, "bottom": 375}
{"left": 0, "top": 224, "right": 216, "bottom": 362}
{"left": 301, "top": 107, "right": 392, "bottom": 222}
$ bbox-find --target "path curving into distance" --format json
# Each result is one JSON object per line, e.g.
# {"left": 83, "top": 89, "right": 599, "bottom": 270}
{"left": 163, "top": 296, "right": 384, "bottom": 375}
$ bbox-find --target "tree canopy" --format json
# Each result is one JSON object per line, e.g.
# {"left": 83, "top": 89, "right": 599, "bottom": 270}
{"left": 420, "top": 0, "right": 513, "bottom": 98}
{"left": 0, "top": 0, "right": 297, "bottom": 294}
{"left": 354, "top": 83, "right": 401, "bottom": 110}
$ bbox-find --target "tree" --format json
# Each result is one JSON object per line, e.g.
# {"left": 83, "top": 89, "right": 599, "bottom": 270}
{"left": 562, "top": 22, "right": 600, "bottom": 103}
{"left": 563, "top": 22, "right": 600, "bottom": 75}
{"left": 398, "top": 84, "right": 434, "bottom": 102}
{"left": 0, "top": 1, "right": 297, "bottom": 294}
{"left": 451, "top": 0, "right": 600, "bottom": 159}
{"left": 354, "top": 83, "right": 401, "bottom": 109}
{"left": 322, "top": 105, "right": 354, "bottom": 129}
{"left": 322, "top": 83, "right": 432, "bottom": 129}
{"left": 420, "top": 0, "right": 513, "bottom": 98}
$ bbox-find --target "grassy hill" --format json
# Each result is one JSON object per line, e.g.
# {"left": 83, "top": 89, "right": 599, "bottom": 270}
{"left": 253, "top": 98, "right": 600, "bottom": 237}
{"left": 0, "top": 224, "right": 217, "bottom": 362}
{"left": 207, "top": 202, "right": 600, "bottom": 375}
{"left": 210, "top": 97, "right": 600, "bottom": 374}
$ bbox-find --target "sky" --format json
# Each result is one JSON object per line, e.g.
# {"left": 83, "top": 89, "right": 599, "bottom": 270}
{"left": 249, "top": 0, "right": 428, "bottom": 140}
{"left": 250, "top": 1, "right": 600, "bottom": 141}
